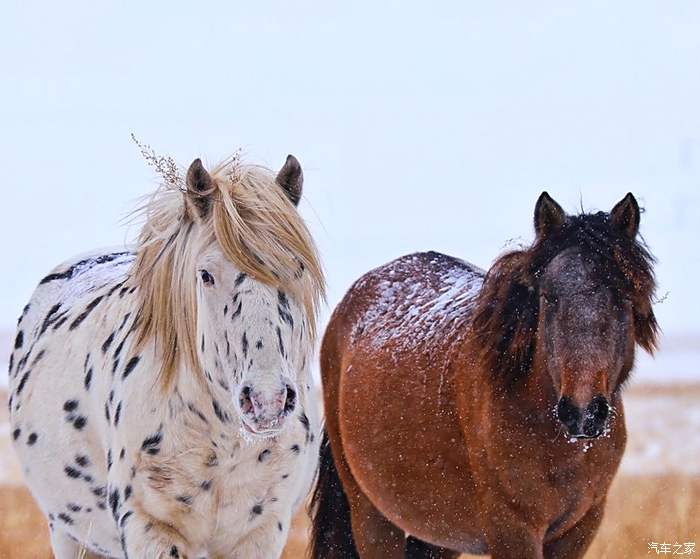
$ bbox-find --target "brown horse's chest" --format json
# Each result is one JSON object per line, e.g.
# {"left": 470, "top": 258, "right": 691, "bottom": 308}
{"left": 474, "top": 406, "right": 626, "bottom": 537}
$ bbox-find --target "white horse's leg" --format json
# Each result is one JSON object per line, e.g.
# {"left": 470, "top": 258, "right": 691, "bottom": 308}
{"left": 50, "top": 528, "right": 81, "bottom": 559}
{"left": 121, "top": 511, "right": 192, "bottom": 559}
{"left": 49, "top": 528, "right": 102, "bottom": 559}
{"left": 232, "top": 517, "right": 290, "bottom": 559}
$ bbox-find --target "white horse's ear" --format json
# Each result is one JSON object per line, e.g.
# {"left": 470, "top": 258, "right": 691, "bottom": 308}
{"left": 185, "top": 158, "right": 216, "bottom": 219}
{"left": 276, "top": 154, "right": 303, "bottom": 206}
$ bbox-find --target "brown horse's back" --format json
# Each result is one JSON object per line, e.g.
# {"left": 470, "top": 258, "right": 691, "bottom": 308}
{"left": 321, "top": 252, "right": 487, "bottom": 552}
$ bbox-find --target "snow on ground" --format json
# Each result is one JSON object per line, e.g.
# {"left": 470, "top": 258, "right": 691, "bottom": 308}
{"left": 634, "top": 341, "right": 700, "bottom": 384}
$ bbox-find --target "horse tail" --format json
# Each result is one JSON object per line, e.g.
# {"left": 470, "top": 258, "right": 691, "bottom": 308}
{"left": 308, "top": 429, "right": 358, "bottom": 559}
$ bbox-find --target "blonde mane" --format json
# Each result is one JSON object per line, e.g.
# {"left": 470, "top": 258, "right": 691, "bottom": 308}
{"left": 129, "top": 156, "right": 325, "bottom": 387}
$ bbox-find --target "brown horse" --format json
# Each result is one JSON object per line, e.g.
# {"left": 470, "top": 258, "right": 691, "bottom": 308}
{"left": 309, "top": 193, "right": 658, "bottom": 559}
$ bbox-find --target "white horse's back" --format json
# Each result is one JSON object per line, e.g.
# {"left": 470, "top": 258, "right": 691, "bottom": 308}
{"left": 20, "top": 248, "right": 135, "bottom": 332}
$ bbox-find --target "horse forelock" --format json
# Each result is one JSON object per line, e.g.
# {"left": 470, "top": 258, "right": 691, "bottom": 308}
{"left": 129, "top": 156, "right": 325, "bottom": 389}
{"left": 470, "top": 211, "right": 658, "bottom": 387}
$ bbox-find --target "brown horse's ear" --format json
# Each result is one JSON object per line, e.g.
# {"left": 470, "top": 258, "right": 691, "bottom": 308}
{"left": 276, "top": 154, "right": 303, "bottom": 206}
{"left": 185, "top": 158, "right": 216, "bottom": 220}
{"left": 610, "top": 193, "right": 640, "bottom": 239}
{"left": 534, "top": 192, "right": 566, "bottom": 239}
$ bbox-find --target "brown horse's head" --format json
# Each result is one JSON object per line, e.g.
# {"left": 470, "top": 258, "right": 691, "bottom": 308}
{"left": 471, "top": 192, "right": 658, "bottom": 439}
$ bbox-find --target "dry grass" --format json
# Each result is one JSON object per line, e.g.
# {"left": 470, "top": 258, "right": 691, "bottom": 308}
{"left": 1, "top": 385, "right": 697, "bottom": 557}
{"left": 0, "top": 474, "right": 697, "bottom": 558}
{"left": 0, "top": 485, "right": 52, "bottom": 559}
{"left": 585, "top": 474, "right": 699, "bottom": 559}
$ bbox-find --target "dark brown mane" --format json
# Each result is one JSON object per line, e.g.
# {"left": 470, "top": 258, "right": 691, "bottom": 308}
{"left": 470, "top": 210, "right": 658, "bottom": 386}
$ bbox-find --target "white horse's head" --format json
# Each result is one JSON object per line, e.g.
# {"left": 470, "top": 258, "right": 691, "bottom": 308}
{"left": 133, "top": 154, "right": 324, "bottom": 438}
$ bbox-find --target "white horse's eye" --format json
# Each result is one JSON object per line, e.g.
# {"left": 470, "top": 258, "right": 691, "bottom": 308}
{"left": 200, "top": 269, "right": 215, "bottom": 286}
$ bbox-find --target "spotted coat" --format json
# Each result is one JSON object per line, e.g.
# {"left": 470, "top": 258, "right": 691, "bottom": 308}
{"left": 9, "top": 249, "right": 320, "bottom": 559}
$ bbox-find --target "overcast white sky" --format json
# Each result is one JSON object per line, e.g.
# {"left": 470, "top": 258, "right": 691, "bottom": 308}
{"left": 1, "top": 1, "right": 699, "bottom": 341}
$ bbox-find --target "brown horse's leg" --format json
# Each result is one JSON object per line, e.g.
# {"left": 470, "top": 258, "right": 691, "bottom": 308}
{"left": 405, "top": 536, "right": 460, "bottom": 559}
{"left": 483, "top": 508, "right": 544, "bottom": 559}
{"left": 543, "top": 501, "right": 605, "bottom": 559}
{"left": 345, "top": 487, "right": 406, "bottom": 559}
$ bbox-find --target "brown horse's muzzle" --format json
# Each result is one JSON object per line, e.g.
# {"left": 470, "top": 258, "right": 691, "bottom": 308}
{"left": 557, "top": 395, "right": 610, "bottom": 439}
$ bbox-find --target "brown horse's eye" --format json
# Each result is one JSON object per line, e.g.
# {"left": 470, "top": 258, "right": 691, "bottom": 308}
{"left": 541, "top": 292, "right": 557, "bottom": 306}
{"left": 200, "top": 269, "right": 215, "bottom": 286}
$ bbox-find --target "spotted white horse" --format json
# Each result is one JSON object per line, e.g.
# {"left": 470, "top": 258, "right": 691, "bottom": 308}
{"left": 9, "top": 153, "right": 325, "bottom": 558}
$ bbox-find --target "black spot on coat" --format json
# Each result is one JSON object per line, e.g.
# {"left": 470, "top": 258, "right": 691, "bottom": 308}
{"left": 258, "top": 449, "right": 272, "bottom": 462}
{"left": 119, "top": 510, "right": 133, "bottom": 527}
{"left": 109, "top": 488, "right": 120, "bottom": 520}
{"left": 212, "top": 400, "right": 230, "bottom": 423}
{"left": 16, "top": 370, "right": 31, "bottom": 395}
{"left": 141, "top": 431, "right": 162, "bottom": 455}
{"left": 39, "top": 304, "right": 62, "bottom": 337}
{"left": 276, "top": 326, "right": 285, "bottom": 356}
{"left": 122, "top": 356, "right": 140, "bottom": 379}
{"left": 64, "top": 466, "right": 81, "bottom": 479}
{"left": 102, "top": 332, "right": 116, "bottom": 354}
{"left": 176, "top": 494, "right": 192, "bottom": 506}
{"left": 63, "top": 400, "right": 79, "bottom": 412}
{"left": 114, "top": 402, "right": 122, "bottom": 426}
{"left": 69, "top": 295, "right": 104, "bottom": 330}
{"left": 230, "top": 300, "right": 242, "bottom": 320}
{"left": 84, "top": 368, "right": 93, "bottom": 390}
{"left": 31, "top": 350, "right": 46, "bottom": 366}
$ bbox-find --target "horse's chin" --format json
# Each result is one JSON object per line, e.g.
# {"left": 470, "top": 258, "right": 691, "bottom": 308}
{"left": 239, "top": 419, "right": 283, "bottom": 442}
{"left": 569, "top": 433, "right": 600, "bottom": 441}
{"left": 567, "top": 428, "right": 609, "bottom": 442}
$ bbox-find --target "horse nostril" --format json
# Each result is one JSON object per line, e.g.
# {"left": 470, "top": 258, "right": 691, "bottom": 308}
{"left": 557, "top": 397, "right": 582, "bottom": 434}
{"left": 283, "top": 384, "right": 297, "bottom": 415}
{"left": 588, "top": 395, "right": 610, "bottom": 422}
{"left": 557, "top": 397, "right": 578, "bottom": 423}
{"left": 239, "top": 385, "right": 254, "bottom": 413}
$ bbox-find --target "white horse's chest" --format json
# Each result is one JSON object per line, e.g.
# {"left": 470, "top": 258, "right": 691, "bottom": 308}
{"left": 130, "top": 409, "right": 315, "bottom": 554}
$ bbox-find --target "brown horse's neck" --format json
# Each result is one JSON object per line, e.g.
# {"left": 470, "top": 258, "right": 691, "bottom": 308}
{"left": 523, "top": 354, "right": 559, "bottom": 423}
{"left": 480, "top": 344, "right": 561, "bottom": 431}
